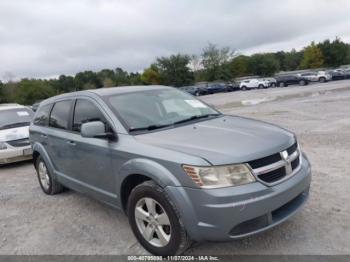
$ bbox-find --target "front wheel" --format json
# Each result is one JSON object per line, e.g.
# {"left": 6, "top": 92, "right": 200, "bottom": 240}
{"left": 271, "top": 83, "right": 276, "bottom": 88}
{"left": 278, "top": 82, "right": 285, "bottom": 87}
{"left": 127, "top": 181, "right": 191, "bottom": 256}
{"left": 299, "top": 80, "right": 306, "bottom": 86}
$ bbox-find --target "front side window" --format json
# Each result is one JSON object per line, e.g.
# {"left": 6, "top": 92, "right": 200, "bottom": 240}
{"left": 49, "top": 100, "right": 72, "bottom": 130}
{"left": 105, "top": 88, "right": 220, "bottom": 132}
{"left": 33, "top": 104, "right": 52, "bottom": 126}
{"left": 0, "top": 108, "right": 34, "bottom": 130}
{"left": 73, "top": 99, "right": 107, "bottom": 132}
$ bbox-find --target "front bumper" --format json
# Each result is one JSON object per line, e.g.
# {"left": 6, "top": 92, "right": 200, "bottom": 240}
{"left": 166, "top": 154, "right": 311, "bottom": 242}
{"left": 0, "top": 145, "right": 33, "bottom": 165}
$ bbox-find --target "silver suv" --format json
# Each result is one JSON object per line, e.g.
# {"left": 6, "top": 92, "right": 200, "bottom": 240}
{"left": 29, "top": 86, "right": 311, "bottom": 255}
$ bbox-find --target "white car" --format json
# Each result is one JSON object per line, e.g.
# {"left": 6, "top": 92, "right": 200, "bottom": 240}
{"left": 0, "top": 104, "right": 34, "bottom": 164}
{"left": 239, "top": 79, "right": 269, "bottom": 90}
{"left": 299, "top": 71, "right": 332, "bottom": 83}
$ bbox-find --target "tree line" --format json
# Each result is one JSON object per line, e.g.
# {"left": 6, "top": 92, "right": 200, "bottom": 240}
{"left": 1, "top": 38, "right": 350, "bottom": 105}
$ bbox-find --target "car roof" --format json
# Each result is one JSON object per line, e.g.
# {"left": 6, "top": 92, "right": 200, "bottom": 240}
{"left": 41, "top": 85, "right": 172, "bottom": 105}
{"left": 0, "top": 104, "right": 27, "bottom": 111}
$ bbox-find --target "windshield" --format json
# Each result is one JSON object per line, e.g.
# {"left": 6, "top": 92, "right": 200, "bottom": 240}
{"left": 105, "top": 88, "right": 220, "bottom": 132}
{"left": 0, "top": 108, "right": 34, "bottom": 130}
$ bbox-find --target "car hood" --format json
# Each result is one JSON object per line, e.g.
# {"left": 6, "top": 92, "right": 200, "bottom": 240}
{"left": 135, "top": 116, "right": 295, "bottom": 165}
{"left": 0, "top": 126, "right": 29, "bottom": 142}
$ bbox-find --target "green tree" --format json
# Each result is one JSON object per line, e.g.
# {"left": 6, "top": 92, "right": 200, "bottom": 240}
{"left": 248, "top": 53, "right": 280, "bottom": 76}
{"left": 317, "top": 38, "right": 350, "bottom": 67}
{"left": 300, "top": 42, "right": 324, "bottom": 69}
{"left": 14, "top": 79, "right": 55, "bottom": 105}
{"left": 74, "top": 71, "right": 103, "bottom": 90}
{"left": 156, "top": 54, "right": 194, "bottom": 87}
{"left": 141, "top": 67, "right": 161, "bottom": 85}
{"left": 230, "top": 55, "right": 250, "bottom": 77}
{"left": 283, "top": 49, "right": 303, "bottom": 71}
{"left": 114, "top": 67, "right": 130, "bottom": 86}
{"left": 201, "top": 43, "right": 235, "bottom": 81}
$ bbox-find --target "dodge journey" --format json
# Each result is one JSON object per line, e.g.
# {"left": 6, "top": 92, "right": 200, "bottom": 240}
{"left": 29, "top": 85, "right": 311, "bottom": 255}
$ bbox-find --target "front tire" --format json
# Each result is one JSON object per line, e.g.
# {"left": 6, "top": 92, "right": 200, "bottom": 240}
{"left": 35, "top": 156, "right": 64, "bottom": 195}
{"left": 319, "top": 77, "right": 326, "bottom": 83}
{"left": 299, "top": 80, "right": 306, "bottom": 86}
{"left": 279, "top": 82, "right": 285, "bottom": 87}
{"left": 127, "top": 181, "right": 191, "bottom": 256}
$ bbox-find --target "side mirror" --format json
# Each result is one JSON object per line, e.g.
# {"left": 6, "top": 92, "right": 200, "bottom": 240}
{"left": 81, "top": 121, "right": 116, "bottom": 140}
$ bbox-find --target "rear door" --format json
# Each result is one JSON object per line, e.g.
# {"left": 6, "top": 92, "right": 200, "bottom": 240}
{"left": 46, "top": 99, "right": 74, "bottom": 176}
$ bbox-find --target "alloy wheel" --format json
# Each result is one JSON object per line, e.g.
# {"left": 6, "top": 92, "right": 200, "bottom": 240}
{"left": 134, "top": 197, "right": 171, "bottom": 247}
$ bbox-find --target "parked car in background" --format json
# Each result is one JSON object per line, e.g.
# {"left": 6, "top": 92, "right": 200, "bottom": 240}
{"left": 226, "top": 81, "right": 240, "bottom": 92}
{"left": 328, "top": 69, "right": 346, "bottom": 81}
{"left": 30, "top": 86, "right": 311, "bottom": 256}
{"left": 206, "top": 83, "right": 228, "bottom": 94}
{"left": 299, "top": 71, "right": 332, "bottom": 83}
{"left": 180, "top": 86, "right": 207, "bottom": 96}
{"left": 0, "top": 104, "right": 34, "bottom": 164}
{"left": 239, "top": 79, "right": 269, "bottom": 90}
{"left": 275, "top": 75, "right": 309, "bottom": 87}
{"left": 262, "top": 78, "right": 277, "bottom": 87}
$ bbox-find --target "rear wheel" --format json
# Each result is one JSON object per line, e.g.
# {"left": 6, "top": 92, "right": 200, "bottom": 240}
{"left": 299, "top": 80, "right": 306, "bottom": 86}
{"left": 241, "top": 86, "right": 247, "bottom": 91}
{"left": 271, "top": 83, "right": 276, "bottom": 88}
{"left": 278, "top": 82, "right": 285, "bottom": 87}
{"left": 258, "top": 84, "right": 264, "bottom": 89}
{"left": 319, "top": 77, "right": 326, "bottom": 83}
{"left": 35, "top": 156, "right": 64, "bottom": 195}
{"left": 194, "top": 91, "right": 200, "bottom": 96}
{"left": 127, "top": 181, "right": 191, "bottom": 256}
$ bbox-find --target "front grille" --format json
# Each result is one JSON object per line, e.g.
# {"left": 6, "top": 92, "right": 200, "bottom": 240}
{"left": 248, "top": 153, "right": 281, "bottom": 169}
{"left": 258, "top": 166, "right": 286, "bottom": 183}
{"left": 7, "top": 138, "right": 30, "bottom": 147}
{"left": 248, "top": 142, "right": 300, "bottom": 185}
{"left": 291, "top": 157, "right": 300, "bottom": 170}
{"left": 287, "top": 142, "right": 298, "bottom": 155}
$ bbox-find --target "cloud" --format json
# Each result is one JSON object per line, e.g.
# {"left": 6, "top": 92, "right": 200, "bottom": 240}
{"left": 1, "top": 0, "right": 350, "bottom": 80}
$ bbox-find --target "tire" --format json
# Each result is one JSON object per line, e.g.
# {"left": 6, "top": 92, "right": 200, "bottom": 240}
{"left": 319, "top": 77, "right": 326, "bottom": 83}
{"left": 278, "top": 82, "right": 285, "bottom": 87}
{"left": 271, "top": 83, "right": 276, "bottom": 88}
{"left": 127, "top": 181, "right": 191, "bottom": 256}
{"left": 241, "top": 86, "right": 247, "bottom": 91}
{"left": 258, "top": 84, "right": 264, "bottom": 89}
{"left": 299, "top": 80, "right": 306, "bottom": 86}
{"left": 35, "top": 156, "right": 64, "bottom": 195}
{"left": 194, "top": 91, "right": 200, "bottom": 96}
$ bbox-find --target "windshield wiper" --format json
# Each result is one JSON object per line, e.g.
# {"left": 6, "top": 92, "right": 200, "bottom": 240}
{"left": 129, "top": 123, "right": 173, "bottom": 132}
{"left": 172, "top": 114, "right": 221, "bottom": 125}
{"left": 128, "top": 114, "right": 221, "bottom": 132}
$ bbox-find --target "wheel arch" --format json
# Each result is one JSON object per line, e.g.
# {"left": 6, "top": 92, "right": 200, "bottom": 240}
{"left": 117, "top": 158, "right": 182, "bottom": 212}
{"left": 32, "top": 142, "right": 56, "bottom": 179}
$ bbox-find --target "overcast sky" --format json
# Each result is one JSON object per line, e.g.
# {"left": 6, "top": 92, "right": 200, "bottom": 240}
{"left": 1, "top": 0, "right": 350, "bottom": 81}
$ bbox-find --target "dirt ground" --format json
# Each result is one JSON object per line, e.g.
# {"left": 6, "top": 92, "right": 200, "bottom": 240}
{"left": 0, "top": 81, "right": 349, "bottom": 255}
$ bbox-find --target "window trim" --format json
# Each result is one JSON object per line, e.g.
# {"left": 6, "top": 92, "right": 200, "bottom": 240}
{"left": 48, "top": 99, "right": 74, "bottom": 132}
{"left": 33, "top": 103, "right": 53, "bottom": 127}
{"left": 71, "top": 97, "right": 114, "bottom": 135}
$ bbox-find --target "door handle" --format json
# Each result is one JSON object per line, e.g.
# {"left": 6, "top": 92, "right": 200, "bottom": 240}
{"left": 66, "top": 140, "right": 76, "bottom": 146}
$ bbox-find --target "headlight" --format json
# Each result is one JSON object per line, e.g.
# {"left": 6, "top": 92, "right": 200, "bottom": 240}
{"left": 183, "top": 164, "right": 256, "bottom": 188}
{"left": 0, "top": 142, "right": 7, "bottom": 150}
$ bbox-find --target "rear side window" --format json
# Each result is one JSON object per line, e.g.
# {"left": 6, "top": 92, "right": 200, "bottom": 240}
{"left": 33, "top": 104, "right": 52, "bottom": 126}
{"left": 73, "top": 99, "right": 107, "bottom": 132}
{"left": 49, "top": 100, "right": 72, "bottom": 130}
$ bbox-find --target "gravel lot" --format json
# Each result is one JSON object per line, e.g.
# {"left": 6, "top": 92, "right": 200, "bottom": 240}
{"left": 1, "top": 81, "right": 350, "bottom": 255}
